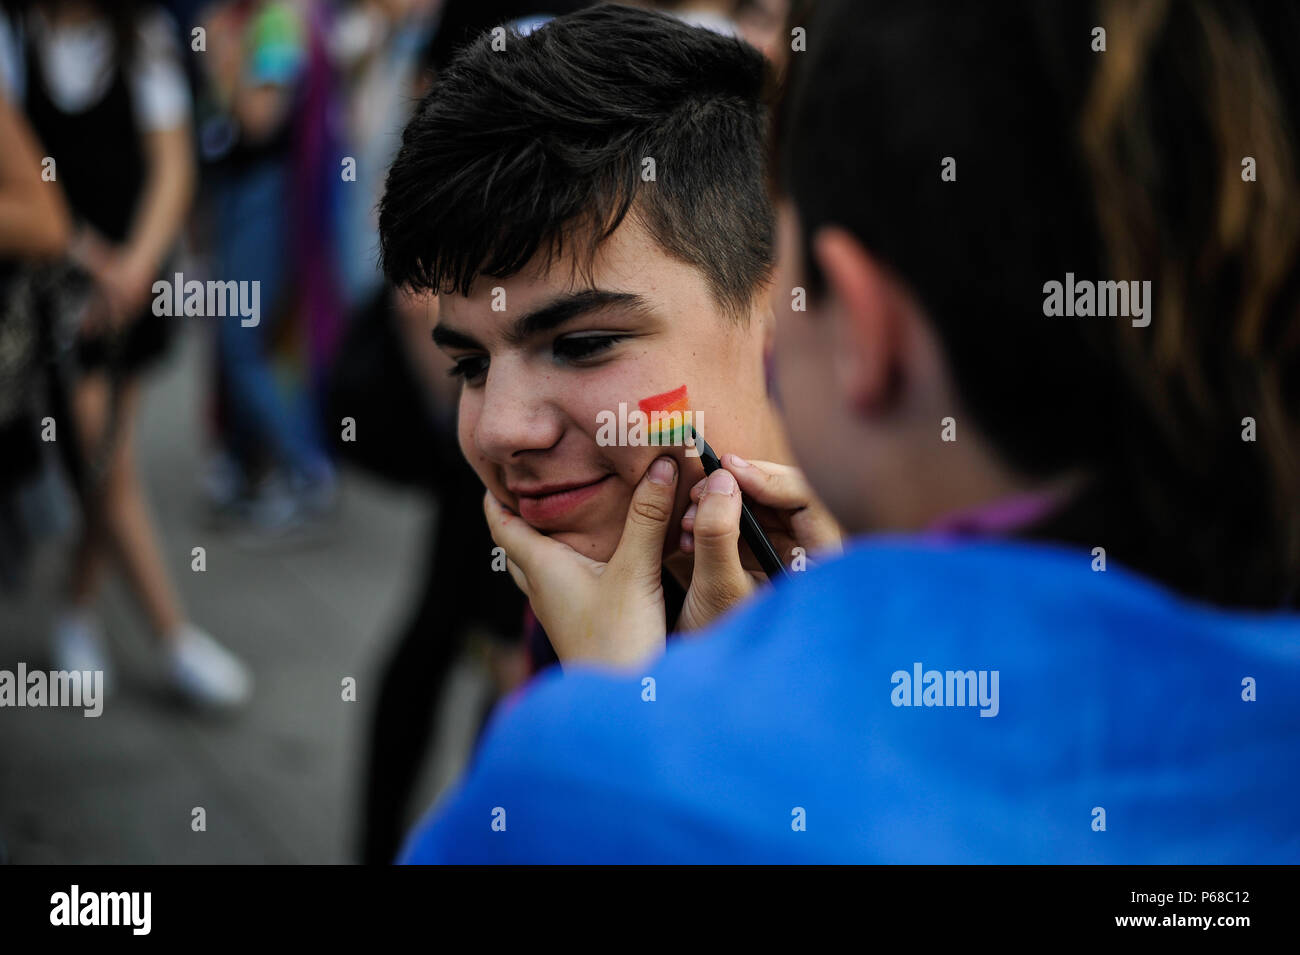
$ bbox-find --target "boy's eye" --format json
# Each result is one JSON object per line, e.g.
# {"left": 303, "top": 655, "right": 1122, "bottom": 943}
{"left": 553, "top": 334, "right": 625, "bottom": 362}
{"left": 446, "top": 335, "right": 625, "bottom": 384}
{"left": 448, "top": 355, "right": 489, "bottom": 383}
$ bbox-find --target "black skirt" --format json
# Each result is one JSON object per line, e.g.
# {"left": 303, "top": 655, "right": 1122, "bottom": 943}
{"left": 75, "top": 307, "right": 176, "bottom": 378}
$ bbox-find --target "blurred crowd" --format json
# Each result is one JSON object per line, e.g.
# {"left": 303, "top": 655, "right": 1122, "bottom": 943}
{"left": 0, "top": 0, "right": 789, "bottom": 863}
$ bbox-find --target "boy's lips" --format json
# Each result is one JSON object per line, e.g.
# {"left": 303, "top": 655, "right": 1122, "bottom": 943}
{"left": 509, "top": 474, "right": 615, "bottom": 525}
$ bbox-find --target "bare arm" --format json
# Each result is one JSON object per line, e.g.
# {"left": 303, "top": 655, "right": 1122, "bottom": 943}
{"left": 122, "top": 124, "right": 195, "bottom": 280}
{"left": 0, "top": 94, "right": 71, "bottom": 258}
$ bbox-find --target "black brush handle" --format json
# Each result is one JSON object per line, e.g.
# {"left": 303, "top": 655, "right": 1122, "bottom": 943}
{"left": 737, "top": 497, "right": 791, "bottom": 580}
{"left": 689, "top": 428, "right": 791, "bottom": 582}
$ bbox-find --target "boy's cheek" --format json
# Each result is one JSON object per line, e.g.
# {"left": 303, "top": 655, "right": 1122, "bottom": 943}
{"left": 457, "top": 401, "right": 477, "bottom": 460}
{"left": 457, "top": 422, "right": 502, "bottom": 501}
{"left": 622, "top": 441, "right": 706, "bottom": 490}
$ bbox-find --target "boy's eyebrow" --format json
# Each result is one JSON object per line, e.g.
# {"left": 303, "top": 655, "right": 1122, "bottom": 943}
{"left": 431, "top": 323, "right": 481, "bottom": 350}
{"left": 432, "top": 289, "right": 652, "bottom": 351}
{"left": 505, "top": 289, "right": 652, "bottom": 346}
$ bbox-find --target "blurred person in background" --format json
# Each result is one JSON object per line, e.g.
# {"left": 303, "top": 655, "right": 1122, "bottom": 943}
{"left": 731, "top": 0, "right": 790, "bottom": 66}
{"left": 0, "top": 84, "right": 67, "bottom": 257}
{"left": 195, "top": 0, "right": 343, "bottom": 537}
{"left": 329, "top": 0, "right": 438, "bottom": 311}
{"left": 0, "top": 94, "right": 70, "bottom": 589}
{"left": 399, "top": 0, "right": 1300, "bottom": 862}
{"left": 0, "top": 0, "right": 252, "bottom": 706}
{"left": 653, "top": 0, "right": 737, "bottom": 37}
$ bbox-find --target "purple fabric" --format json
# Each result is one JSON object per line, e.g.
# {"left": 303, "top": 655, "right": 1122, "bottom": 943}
{"left": 289, "top": 2, "right": 345, "bottom": 398}
{"left": 923, "top": 487, "right": 1070, "bottom": 542}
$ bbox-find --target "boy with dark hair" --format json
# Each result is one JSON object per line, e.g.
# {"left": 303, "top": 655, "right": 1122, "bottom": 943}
{"left": 380, "top": 4, "right": 810, "bottom": 670}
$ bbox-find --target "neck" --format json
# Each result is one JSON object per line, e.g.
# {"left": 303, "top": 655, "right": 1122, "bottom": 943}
{"left": 872, "top": 428, "right": 1083, "bottom": 533}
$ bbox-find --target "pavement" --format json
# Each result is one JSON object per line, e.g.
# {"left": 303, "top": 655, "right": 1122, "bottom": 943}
{"left": 0, "top": 323, "right": 489, "bottom": 863}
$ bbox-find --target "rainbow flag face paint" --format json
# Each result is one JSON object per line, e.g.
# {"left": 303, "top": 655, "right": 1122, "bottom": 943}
{"left": 638, "top": 385, "right": 693, "bottom": 447}
{"left": 594, "top": 384, "right": 701, "bottom": 456}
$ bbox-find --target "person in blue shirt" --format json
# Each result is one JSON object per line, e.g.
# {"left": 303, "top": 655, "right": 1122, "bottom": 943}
{"left": 388, "top": 0, "right": 1300, "bottom": 862}
{"left": 403, "top": 540, "right": 1300, "bottom": 863}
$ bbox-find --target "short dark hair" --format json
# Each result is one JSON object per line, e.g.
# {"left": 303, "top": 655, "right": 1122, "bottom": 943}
{"left": 773, "top": 0, "right": 1300, "bottom": 608}
{"left": 379, "top": 4, "right": 775, "bottom": 320}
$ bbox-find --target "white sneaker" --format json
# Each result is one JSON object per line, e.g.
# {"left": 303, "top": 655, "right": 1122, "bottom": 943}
{"left": 52, "top": 608, "right": 111, "bottom": 694}
{"left": 166, "top": 624, "right": 253, "bottom": 709}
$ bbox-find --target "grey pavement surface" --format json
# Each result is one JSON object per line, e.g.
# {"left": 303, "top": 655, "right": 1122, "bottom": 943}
{"left": 0, "top": 324, "right": 489, "bottom": 863}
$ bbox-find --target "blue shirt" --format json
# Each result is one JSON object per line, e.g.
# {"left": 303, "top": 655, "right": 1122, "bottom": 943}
{"left": 399, "top": 538, "right": 1300, "bottom": 863}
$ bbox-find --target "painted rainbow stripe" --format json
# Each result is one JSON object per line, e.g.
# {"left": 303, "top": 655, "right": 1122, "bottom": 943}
{"left": 638, "top": 384, "right": 692, "bottom": 447}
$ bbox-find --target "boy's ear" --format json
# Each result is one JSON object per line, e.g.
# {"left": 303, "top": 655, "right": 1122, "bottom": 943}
{"left": 812, "top": 226, "right": 902, "bottom": 415}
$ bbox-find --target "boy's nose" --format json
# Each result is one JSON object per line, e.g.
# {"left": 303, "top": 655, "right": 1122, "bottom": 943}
{"left": 473, "top": 371, "right": 565, "bottom": 462}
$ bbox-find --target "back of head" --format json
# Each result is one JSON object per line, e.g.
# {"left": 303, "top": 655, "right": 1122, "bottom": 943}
{"left": 774, "top": 0, "right": 1300, "bottom": 608}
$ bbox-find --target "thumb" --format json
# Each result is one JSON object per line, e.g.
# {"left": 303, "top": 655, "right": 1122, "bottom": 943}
{"left": 608, "top": 456, "right": 678, "bottom": 582}
{"left": 683, "top": 468, "right": 754, "bottom": 628}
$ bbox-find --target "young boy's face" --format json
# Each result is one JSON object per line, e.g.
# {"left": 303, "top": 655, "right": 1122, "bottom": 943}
{"left": 433, "top": 213, "right": 785, "bottom": 563}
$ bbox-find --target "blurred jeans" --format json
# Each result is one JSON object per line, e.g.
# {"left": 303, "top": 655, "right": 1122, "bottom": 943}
{"left": 213, "top": 159, "right": 329, "bottom": 482}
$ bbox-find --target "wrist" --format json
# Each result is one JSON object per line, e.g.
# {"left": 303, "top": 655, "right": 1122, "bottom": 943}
{"left": 120, "top": 245, "right": 159, "bottom": 281}
{"left": 67, "top": 225, "right": 99, "bottom": 270}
